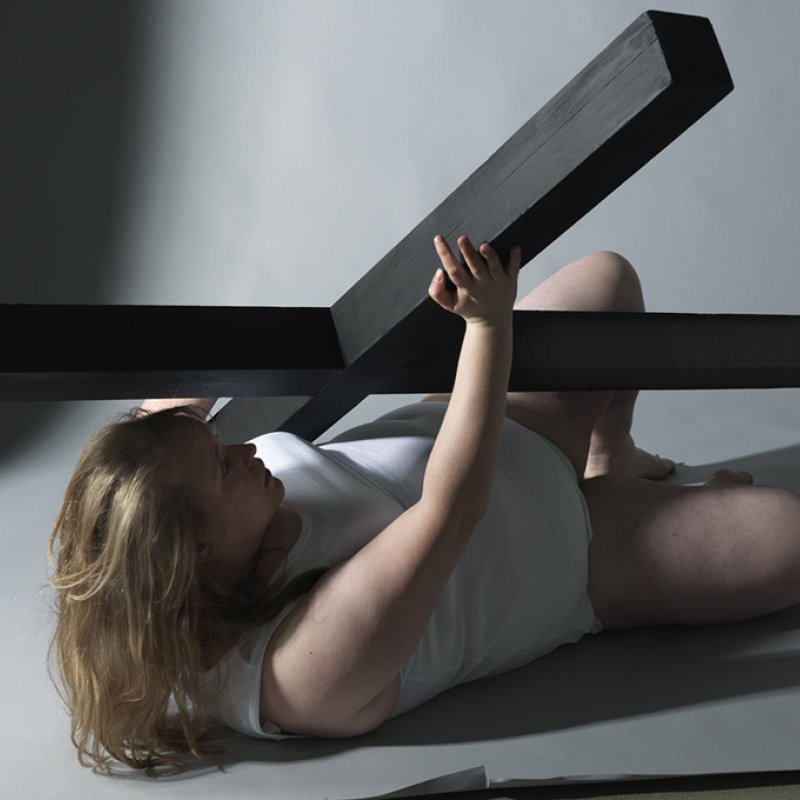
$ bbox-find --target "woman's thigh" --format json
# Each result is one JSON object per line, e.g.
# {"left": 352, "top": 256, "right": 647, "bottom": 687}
{"left": 422, "top": 251, "right": 641, "bottom": 474}
{"left": 420, "top": 392, "right": 606, "bottom": 478}
{"left": 582, "top": 475, "right": 800, "bottom": 630}
{"left": 421, "top": 388, "right": 607, "bottom": 476}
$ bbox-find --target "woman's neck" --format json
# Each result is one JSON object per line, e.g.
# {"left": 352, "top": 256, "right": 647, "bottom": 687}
{"left": 254, "top": 504, "right": 302, "bottom": 587}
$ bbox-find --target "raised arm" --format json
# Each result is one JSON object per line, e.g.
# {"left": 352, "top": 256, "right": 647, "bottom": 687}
{"left": 262, "top": 235, "right": 522, "bottom": 736}
{"left": 422, "top": 235, "right": 520, "bottom": 516}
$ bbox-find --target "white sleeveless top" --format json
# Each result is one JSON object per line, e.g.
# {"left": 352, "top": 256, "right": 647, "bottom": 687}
{"left": 199, "top": 402, "right": 601, "bottom": 739}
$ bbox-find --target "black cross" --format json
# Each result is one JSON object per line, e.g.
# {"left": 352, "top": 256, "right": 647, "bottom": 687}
{"left": 5, "top": 11, "right": 798, "bottom": 442}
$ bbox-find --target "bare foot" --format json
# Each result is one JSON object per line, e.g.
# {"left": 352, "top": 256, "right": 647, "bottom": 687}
{"left": 703, "top": 468, "right": 754, "bottom": 487}
{"left": 584, "top": 435, "right": 676, "bottom": 480}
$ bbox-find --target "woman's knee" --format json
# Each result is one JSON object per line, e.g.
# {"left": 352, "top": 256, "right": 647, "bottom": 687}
{"left": 516, "top": 250, "right": 644, "bottom": 313}
{"left": 583, "top": 251, "right": 644, "bottom": 312}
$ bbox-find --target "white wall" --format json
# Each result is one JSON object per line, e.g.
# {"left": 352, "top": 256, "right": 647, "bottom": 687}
{"left": 114, "top": 0, "right": 800, "bottom": 317}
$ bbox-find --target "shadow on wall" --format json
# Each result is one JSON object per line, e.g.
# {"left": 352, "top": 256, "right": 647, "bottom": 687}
{"left": 0, "top": 0, "right": 150, "bottom": 460}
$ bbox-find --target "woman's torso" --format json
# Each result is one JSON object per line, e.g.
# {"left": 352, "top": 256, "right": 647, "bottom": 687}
{"left": 200, "top": 402, "right": 601, "bottom": 739}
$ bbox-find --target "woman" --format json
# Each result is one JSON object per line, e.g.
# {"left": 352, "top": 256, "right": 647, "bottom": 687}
{"left": 49, "top": 236, "right": 800, "bottom": 772}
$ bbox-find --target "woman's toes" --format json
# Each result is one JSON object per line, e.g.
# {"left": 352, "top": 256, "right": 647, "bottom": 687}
{"left": 654, "top": 454, "right": 677, "bottom": 477}
{"left": 704, "top": 469, "right": 754, "bottom": 487}
{"left": 635, "top": 450, "right": 676, "bottom": 480}
{"left": 584, "top": 444, "right": 676, "bottom": 480}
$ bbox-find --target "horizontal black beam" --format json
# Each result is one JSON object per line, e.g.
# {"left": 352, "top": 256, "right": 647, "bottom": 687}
{"left": 213, "top": 310, "right": 800, "bottom": 441}
{"left": 217, "top": 10, "right": 735, "bottom": 440}
{"left": 385, "top": 311, "right": 800, "bottom": 392}
{"left": 0, "top": 305, "right": 342, "bottom": 400}
{"left": 6, "top": 308, "right": 800, "bottom": 402}
{"left": 1, "top": 11, "right": 738, "bottom": 447}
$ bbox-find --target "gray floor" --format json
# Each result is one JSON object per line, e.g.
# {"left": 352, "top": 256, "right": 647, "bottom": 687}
{"left": 3, "top": 389, "right": 800, "bottom": 799}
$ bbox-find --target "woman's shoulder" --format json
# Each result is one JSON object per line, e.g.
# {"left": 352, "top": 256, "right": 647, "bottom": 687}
{"left": 198, "top": 596, "right": 309, "bottom": 738}
{"left": 249, "top": 430, "right": 316, "bottom": 456}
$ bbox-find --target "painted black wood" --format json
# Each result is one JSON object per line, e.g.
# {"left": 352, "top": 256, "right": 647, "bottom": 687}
{"left": 217, "top": 9, "right": 735, "bottom": 441}
{"left": 7, "top": 308, "right": 800, "bottom": 398}
{"left": 2, "top": 11, "right": 744, "bottom": 444}
{"left": 0, "top": 305, "right": 342, "bottom": 400}
{"left": 381, "top": 311, "right": 800, "bottom": 393}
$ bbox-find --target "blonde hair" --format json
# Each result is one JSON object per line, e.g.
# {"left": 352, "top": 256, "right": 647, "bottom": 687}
{"left": 48, "top": 406, "right": 325, "bottom": 773}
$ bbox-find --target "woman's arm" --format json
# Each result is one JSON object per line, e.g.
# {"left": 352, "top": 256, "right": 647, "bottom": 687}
{"left": 422, "top": 236, "right": 518, "bottom": 517}
{"left": 263, "top": 235, "right": 522, "bottom": 736}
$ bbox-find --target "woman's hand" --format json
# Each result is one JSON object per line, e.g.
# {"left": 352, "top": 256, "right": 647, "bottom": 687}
{"left": 428, "top": 234, "right": 522, "bottom": 327}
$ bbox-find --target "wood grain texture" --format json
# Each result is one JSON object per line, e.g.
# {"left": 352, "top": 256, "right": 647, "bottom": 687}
{"left": 217, "top": 10, "right": 734, "bottom": 440}
{"left": 2, "top": 12, "right": 742, "bottom": 443}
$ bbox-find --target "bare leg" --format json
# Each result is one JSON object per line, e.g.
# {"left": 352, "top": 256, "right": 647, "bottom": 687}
{"left": 423, "top": 250, "right": 673, "bottom": 480}
{"left": 583, "top": 474, "right": 800, "bottom": 630}
{"left": 583, "top": 389, "right": 675, "bottom": 480}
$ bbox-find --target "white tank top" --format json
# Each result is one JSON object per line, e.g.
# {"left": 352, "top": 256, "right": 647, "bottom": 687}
{"left": 199, "top": 402, "right": 601, "bottom": 739}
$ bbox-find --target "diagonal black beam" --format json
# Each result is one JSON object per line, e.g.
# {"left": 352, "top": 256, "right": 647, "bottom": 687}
{"left": 216, "top": 9, "right": 735, "bottom": 441}
{"left": 2, "top": 12, "right": 742, "bottom": 444}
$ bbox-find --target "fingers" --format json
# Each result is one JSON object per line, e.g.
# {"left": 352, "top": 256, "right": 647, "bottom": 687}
{"left": 434, "top": 234, "right": 469, "bottom": 289}
{"left": 434, "top": 234, "right": 520, "bottom": 280}
{"left": 506, "top": 243, "right": 523, "bottom": 277}
{"left": 459, "top": 236, "right": 486, "bottom": 276}
{"left": 428, "top": 266, "right": 455, "bottom": 310}
{"left": 430, "top": 234, "right": 522, "bottom": 320}
{"left": 477, "top": 241, "right": 503, "bottom": 276}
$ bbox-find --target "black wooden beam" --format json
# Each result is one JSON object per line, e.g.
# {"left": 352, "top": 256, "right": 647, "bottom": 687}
{"left": 208, "top": 309, "right": 800, "bottom": 441}
{"left": 216, "top": 9, "right": 735, "bottom": 441}
{"left": 6, "top": 308, "right": 800, "bottom": 398}
{"left": 0, "top": 305, "right": 342, "bottom": 400}
{"left": 382, "top": 311, "right": 800, "bottom": 393}
{"left": 2, "top": 12, "right": 741, "bottom": 445}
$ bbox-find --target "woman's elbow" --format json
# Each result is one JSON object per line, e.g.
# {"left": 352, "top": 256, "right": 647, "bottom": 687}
{"left": 419, "top": 490, "right": 488, "bottom": 528}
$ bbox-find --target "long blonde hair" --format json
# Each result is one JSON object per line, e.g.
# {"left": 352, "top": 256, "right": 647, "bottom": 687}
{"left": 48, "top": 406, "right": 325, "bottom": 773}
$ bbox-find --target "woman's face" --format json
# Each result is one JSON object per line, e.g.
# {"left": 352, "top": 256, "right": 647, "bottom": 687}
{"left": 169, "top": 423, "right": 286, "bottom": 587}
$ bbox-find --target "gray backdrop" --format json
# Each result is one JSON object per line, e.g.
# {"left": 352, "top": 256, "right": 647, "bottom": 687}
{"left": 3, "top": 2, "right": 800, "bottom": 797}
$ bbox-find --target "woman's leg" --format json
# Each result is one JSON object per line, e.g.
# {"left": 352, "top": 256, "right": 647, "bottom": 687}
{"left": 584, "top": 470, "right": 800, "bottom": 630}
{"left": 423, "top": 250, "right": 672, "bottom": 480}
